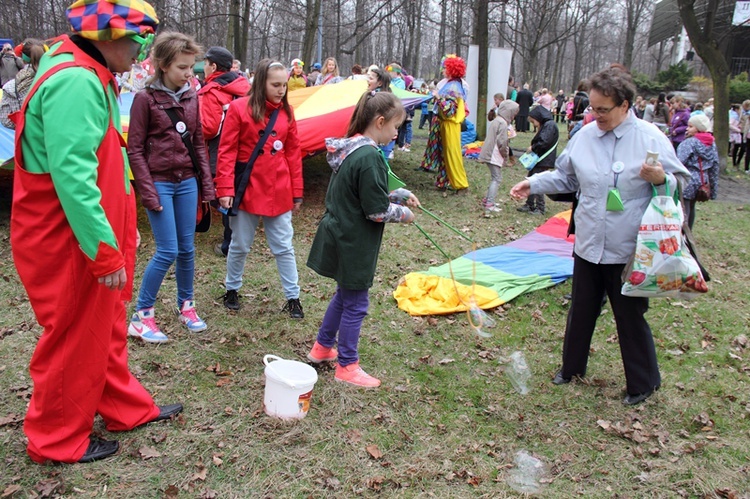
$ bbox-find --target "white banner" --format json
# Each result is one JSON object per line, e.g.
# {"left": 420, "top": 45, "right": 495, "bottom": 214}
{"left": 733, "top": 0, "right": 750, "bottom": 26}
{"left": 466, "top": 45, "right": 514, "bottom": 125}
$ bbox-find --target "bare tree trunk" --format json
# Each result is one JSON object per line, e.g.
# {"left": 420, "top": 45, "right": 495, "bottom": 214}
{"left": 355, "top": 0, "right": 366, "bottom": 63}
{"left": 474, "top": 0, "right": 490, "bottom": 138}
{"left": 455, "top": 0, "right": 463, "bottom": 56}
{"left": 302, "top": 0, "right": 322, "bottom": 66}
{"left": 438, "top": 0, "right": 448, "bottom": 76}
{"left": 678, "top": 0, "right": 730, "bottom": 171}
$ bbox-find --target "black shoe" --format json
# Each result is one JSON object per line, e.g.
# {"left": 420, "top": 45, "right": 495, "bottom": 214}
{"left": 152, "top": 403, "right": 183, "bottom": 422}
{"left": 134, "top": 403, "right": 184, "bottom": 429}
{"left": 531, "top": 208, "right": 545, "bottom": 215}
{"left": 283, "top": 298, "right": 304, "bottom": 319}
{"left": 552, "top": 370, "right": 571, "bottom": 385}
{"left": 622, "top": 387, "right": 659, "bottom": 406}
{"left": 517, "top": 205, "right": 532, "bottom": 213}
{"left": 213, "top": 243, "right": 227, "bottom": 258}
{"left": 223, "top": 290, "right": 240, "bottom": 310}
{"left": 78, "top": 437, "right": 119, "bottom": 463}
{"left": 563, "top": 293, "right": 572, "bottom": 300}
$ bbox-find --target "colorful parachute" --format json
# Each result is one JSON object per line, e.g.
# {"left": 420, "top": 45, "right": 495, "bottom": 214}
{"left": 393, "top": 211, "right": 575, "bottom": 316}
{"left": 288, "top": 80, "right": 429, "bottom": 156}
{"left": 1, "top": 80, "right": 428, "bottom": 168}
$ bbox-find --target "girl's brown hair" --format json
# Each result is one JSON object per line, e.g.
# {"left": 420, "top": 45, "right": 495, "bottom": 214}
{"left": 21, "top": 38, "right": 45, "bottom": 71}
{"left": 346, "top": 91, "right": 405, "bottom": 137}
{"left": 369, "top": 68, "right": 392, "bottom": 92}
{"left": 248, "top": 58, "right": 292, "bottom": 123}
{"left": 150, "top": 31, "right": 202, "bottom": 85}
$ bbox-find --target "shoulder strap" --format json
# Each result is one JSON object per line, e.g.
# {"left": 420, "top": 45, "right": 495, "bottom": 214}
{"left": 163, "top": 106, "right": 201, "bottom": 176}
{"left": 230, "top": 108, "right": 279, "bottom": 215}
{"left": 537, "top": 139, "right": 558, "bottom": 162}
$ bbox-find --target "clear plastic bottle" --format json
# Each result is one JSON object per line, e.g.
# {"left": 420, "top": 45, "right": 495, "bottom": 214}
{"left": 507, "top": 450, "right": 547, "bottom": 494}
{"left": 507, "top": 351, "right": 532, "bottom": 395}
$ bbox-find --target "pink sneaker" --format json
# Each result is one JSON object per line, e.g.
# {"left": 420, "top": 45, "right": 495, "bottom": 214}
{"left": 176, "top": 300, "right": 207, "bottom": 333}
{"left": 335, "top": 362, "right": 381, "bottom": 388}
{"left": 128, "top": 308, "right": 168, "bottom": 343}
{"left": 307, "top": 341, "right": 338, "bottom": 363}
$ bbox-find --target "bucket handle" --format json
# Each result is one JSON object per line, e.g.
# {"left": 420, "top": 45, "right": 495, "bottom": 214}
{"left": 263, "top": 354, "right": 302, "bottom": 389}
{"left": 263, "top": 354, "right": 282, "bottom": 366}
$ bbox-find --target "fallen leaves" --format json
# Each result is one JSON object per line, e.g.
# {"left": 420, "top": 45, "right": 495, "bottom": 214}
{"left": 0, "top": 413, "right": 22, "bottom": 427}
{"left": 366, "top": 444, "right": 383, "bottom": 460}
{"left": 138, "top": 446, "right": 162, "bottom": 460}
{"left": 2, "top": 485, "right": 22, "bottom": 498}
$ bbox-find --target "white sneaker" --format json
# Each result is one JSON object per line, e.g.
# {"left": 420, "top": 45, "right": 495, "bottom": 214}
{"left": 387, "top": 151, "right": 394, "bottom": 160}
{"left": 128, "top": 308, "right": 168, "bottom": 343}
{"left": 176, "top": 300, "right": 207, "bottom": 333}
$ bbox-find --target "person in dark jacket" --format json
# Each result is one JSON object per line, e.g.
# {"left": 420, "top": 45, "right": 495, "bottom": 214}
{"left": 570, "top": 80, "right": 590, "bottom": 132}
{"left": 555, "top": 89, "right": 567, "bottom": 123}
{"left": 517, "top": 105, "right": 558, "bottom": 214}
{"left": 515, "top": 83, "right": 534, "bottom": 132}
{"left": 198, "top": 46, "right": 251, "bottom": 257}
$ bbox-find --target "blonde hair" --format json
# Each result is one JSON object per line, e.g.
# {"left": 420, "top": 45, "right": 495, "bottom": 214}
{"left": 321, "top": 57, "right": 339, "bottom": 77}
{"left": 150, "top": 32, "right": 202, "bottom": 84}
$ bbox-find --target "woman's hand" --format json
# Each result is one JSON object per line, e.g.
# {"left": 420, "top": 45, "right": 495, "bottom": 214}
{"left": 510, "top": 180, "right": 531, "bottom": 200}
{"left": 293, "top": 200, "right": 302, "bottom": 213}
{"left": 639, "top": 160, "right": 667, "bottom": 185}
{"left": 135, "top": 228, "right": 141, "bottom": 248}
{"left": 219, "top": 196, "right": 233, "bottom": 210}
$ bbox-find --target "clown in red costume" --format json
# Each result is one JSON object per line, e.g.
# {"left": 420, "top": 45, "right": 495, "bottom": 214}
{"left": 11, "top": 0, "right": 182, "bottom": 464}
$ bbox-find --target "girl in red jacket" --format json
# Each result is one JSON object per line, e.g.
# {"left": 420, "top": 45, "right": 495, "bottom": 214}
{"left": 215, "top": 59, "right": 304, "bottom": 317}
{"left": 128, "top": 32, "right": 215, "bottom": 342}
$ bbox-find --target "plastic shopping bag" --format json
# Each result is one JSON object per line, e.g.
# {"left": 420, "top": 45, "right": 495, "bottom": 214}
{"left": 621, "top": 186, "right": 708, "bottom": 298}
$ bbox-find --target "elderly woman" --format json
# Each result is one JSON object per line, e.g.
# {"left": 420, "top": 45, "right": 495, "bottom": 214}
{"left": 510, "top": 67, "right": 689, "bottom": 406}
{"left": 676, "top": 114, "right": 719, "bottom": 230}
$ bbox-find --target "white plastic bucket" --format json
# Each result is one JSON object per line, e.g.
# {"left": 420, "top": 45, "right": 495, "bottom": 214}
{"left": 263, "top": 355, "right": 318, "bottom": 420}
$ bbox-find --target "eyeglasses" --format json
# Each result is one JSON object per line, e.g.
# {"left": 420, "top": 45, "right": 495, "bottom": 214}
{"left": 590, "top": 103, "right": 622, "bottom": 116}
{"left": 129, "top": 33, "right": 154, "bottom": 63}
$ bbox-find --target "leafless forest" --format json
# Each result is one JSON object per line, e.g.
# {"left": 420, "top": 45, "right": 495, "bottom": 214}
{"left": 2, "top": 0, "right": 676, "bottom": 91}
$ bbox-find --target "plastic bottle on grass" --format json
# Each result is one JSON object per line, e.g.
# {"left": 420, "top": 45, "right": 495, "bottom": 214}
{"left": 507, "top": 450, "right": 547, "bottom": 494}
{"left": 507, "top": 351, "right": 531, "bottom": 395}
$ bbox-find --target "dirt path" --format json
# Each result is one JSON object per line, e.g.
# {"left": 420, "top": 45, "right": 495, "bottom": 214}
{"left": 717, "top": 172, "right": 750, "bottom": 204}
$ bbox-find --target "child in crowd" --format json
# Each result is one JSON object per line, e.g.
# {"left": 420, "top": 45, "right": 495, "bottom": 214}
{"left": 287, "top": 58, "right": 307, "bottom": 92}
{"left": 306, "top": 91, "right": 420, "bottom": 388}
{"left": 367, "top": 67, "right": 396, "bottom": 160}
{"left": 478, "top": 99, "right": 519, "bottom": 217}
{"left": 215, "top": 59, "right": 305, "bottom": 318}
{"left": 315, "top": 57, "right": 343, "bottom": 85}
{"left": 518, "top": 105, "right": 558, "bottom": 215}
{"left": 127, "top": 32, "right": 215, "bottom": 343}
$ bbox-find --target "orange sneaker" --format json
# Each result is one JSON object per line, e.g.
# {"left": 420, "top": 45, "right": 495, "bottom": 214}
{"left": 307, "top": 341, "right": 338, "bottom": 363}
{"left": 334, "top": 362, "right": 381, "bottom": 388}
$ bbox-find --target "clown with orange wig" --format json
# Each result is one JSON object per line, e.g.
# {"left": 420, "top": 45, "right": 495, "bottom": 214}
{"left": 419, "top": 54, "right": 469, "bottom": 192}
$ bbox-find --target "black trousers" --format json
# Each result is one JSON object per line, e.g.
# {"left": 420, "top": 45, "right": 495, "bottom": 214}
{"left": 515, "top": 114, "right": 529, "bottom": 132}
{"left": 561, "top": 254, "right": 661, "bottom": 395}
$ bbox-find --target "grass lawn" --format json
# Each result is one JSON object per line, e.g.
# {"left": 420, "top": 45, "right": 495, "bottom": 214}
{"left": 1, "top": 116, "right": 749, "bottom": 497}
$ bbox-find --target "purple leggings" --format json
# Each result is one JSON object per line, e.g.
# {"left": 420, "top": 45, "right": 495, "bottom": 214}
{"left": 316, "top": 286, "right": 369, "bottom": 367}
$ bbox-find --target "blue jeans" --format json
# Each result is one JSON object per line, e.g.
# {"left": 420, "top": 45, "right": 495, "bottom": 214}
{"left": 226, "top": 209, "right": 300, "bottom": 299}
{"left": 136, "top": 178, "right": 198, "bottom": 310}
{"left": 316, "top": 286, "right": 370, "bottom": 366}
